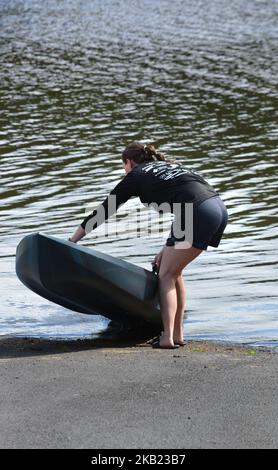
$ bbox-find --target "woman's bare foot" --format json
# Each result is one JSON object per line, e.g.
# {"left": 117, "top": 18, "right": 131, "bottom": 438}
{"left": 173, "top": 338, "right": 186, "bottom": 346}
{"left": 173, "top": 334, "right": 186, "bottom": 346}
{"left": 148, "top": 332, "right": 185, "bottom": 347}
{"left": 152, "top": 332, "right": 176, "bottom": 349}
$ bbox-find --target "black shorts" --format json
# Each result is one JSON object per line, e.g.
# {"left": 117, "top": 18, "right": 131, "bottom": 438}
{"left": 166, "top": 196, "right": 228, "bottom": 250}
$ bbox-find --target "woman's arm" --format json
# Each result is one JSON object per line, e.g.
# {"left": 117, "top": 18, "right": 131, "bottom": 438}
{"left": 69, "top": 169, "right": 140, "bottom": 242}
{"left": 68, "top": 225, "right": 86, "bottom": 243}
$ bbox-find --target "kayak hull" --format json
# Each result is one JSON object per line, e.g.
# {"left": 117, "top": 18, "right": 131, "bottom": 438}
{"left": 15, "top": 233, "right": 162, "bottom": 330}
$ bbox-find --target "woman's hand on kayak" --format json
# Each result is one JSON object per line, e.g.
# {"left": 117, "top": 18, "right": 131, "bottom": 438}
{"left": 152, "top": 247, "right": 164, "bottom": 272}
{"left": 68, "top": 225, "right": 86, "bottom": 243}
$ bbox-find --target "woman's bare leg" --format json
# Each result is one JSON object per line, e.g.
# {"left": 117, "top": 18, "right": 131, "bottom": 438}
{"left": 158, "top": 274, "right": 177, "bottom": 347}
{"left": 158, "top": 245, "right": 202, "bottom": 348}
{"left": 173, "top": 275, "right": 186, "bottom": 344}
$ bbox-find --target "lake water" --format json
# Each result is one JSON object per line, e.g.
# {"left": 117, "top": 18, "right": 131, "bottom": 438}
{"left": 0, "top": 0, "right": 277, "bottom": 348}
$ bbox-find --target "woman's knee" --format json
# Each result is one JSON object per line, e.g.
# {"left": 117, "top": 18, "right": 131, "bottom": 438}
{"left": 159, "top": 268, "right": 182, "bottom": 282}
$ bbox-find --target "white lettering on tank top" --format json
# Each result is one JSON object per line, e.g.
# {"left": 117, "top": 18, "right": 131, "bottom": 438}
{"left": 141, "top": 162, "right": 192, "bottom": 180}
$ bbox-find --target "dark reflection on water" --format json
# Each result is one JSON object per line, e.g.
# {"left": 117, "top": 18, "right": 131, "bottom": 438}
{"left": 0, "top": 0, "right": 277, "bottom": 347}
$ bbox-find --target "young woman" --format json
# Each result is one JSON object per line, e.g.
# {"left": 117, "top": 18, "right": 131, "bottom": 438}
{"left": 69, "top": 142, "right": 228, "bottom": 349}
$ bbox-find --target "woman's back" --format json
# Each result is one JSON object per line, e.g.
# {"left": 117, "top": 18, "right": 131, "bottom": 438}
{"left": 128, "top": 160, "right": 218, "bottom": 209}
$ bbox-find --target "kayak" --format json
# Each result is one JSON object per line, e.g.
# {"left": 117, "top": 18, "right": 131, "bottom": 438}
{"left": 15, "top": 233, "right": 162, "bottom": 330}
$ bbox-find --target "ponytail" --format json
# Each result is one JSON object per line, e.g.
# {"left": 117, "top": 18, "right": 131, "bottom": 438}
{"left": 143, "top": 144, "right": 166, "bottom": 162}
{"left": 122, "top": 142, "right": 172, "bottom": 164}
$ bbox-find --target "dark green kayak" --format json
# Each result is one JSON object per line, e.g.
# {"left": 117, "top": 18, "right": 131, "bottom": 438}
{"left": 15, "top": 233, "right": 162, "bottom": 329}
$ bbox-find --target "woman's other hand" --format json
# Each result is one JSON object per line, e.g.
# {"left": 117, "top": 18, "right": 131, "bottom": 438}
{"left": 152, "top": 247, "right": 164, "bottom": 272}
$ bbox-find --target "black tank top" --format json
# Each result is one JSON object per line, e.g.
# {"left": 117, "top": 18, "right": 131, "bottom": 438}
{"left": 80, "top": 161, "right": 218, "bottom": 231}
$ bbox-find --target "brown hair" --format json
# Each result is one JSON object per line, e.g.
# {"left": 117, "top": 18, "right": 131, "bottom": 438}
{"left": 122, "top": 142, "right": 171, "bottom": 164}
